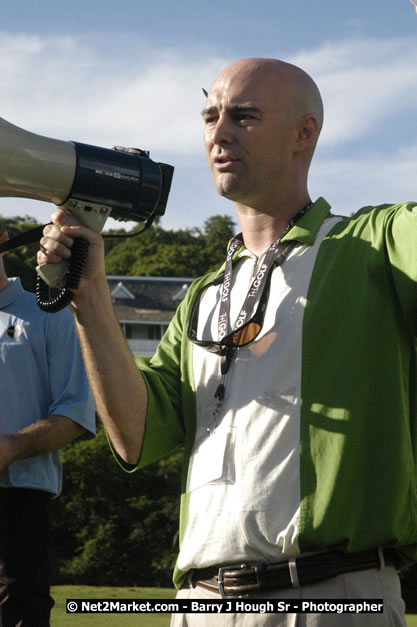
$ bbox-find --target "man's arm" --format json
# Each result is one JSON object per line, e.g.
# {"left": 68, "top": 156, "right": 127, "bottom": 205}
{"left": 37, "top": 211, "right": 148, "bottom": 465}
{"left": 71, "top": 273, "right": 148, "bottom": 465}
{"left": 0, "top": 415, "right": 85, "bottom": 472}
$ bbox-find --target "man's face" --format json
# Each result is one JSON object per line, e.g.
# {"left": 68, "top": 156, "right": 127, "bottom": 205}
{"left": 202, "top": 65, "right": 296, "bottom": 209}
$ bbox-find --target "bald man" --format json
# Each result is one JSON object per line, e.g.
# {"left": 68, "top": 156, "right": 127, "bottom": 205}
{"left": 37, "top": 58, "right": 415, "bottom": 625}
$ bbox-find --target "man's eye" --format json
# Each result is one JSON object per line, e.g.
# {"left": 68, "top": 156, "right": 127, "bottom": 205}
{"left": 235, "top": 114, "right": 254, "bottom": 124}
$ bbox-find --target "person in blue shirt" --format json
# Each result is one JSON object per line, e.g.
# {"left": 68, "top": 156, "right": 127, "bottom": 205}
{"left": 0, "top": 221, "right": 95, "bottom": 626}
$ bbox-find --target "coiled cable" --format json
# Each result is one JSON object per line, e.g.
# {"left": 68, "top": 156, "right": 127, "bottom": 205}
{"left": 36, "top": 238, "right": 90, "bottom": 312}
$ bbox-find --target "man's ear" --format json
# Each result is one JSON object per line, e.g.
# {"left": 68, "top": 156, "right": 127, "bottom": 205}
{"left": 294, "top": 114, "right": 319, "bottom": 153}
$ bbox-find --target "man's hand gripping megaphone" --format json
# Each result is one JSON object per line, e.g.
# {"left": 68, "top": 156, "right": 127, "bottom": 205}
{"left": 37, "top": 211, "right": 107, "bottom": 309}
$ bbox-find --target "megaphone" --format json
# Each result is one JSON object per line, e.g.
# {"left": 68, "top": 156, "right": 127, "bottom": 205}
{"left": 0, "top": 116, "right": 174, "bottom": 311}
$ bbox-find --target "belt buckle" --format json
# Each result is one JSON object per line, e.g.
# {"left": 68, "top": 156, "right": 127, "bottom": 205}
{"left": 218, "top": 563, "right": 249, "bottom": 600}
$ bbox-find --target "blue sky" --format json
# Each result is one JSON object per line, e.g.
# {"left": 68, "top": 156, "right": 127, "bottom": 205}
{"left": 0, "top": 0, "right": 416, "bottom": 232}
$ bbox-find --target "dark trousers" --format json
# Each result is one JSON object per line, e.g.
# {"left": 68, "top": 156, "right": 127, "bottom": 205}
{"left": 0, "top": 488, "right": 54, "bottom": 627}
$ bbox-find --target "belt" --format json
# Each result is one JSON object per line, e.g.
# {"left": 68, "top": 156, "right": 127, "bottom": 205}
{"left": 190, "top": 548, "right": 397, "bottom": 599}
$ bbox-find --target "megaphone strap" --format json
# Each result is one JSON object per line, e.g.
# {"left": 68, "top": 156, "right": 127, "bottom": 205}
{"left": 0, "top": 224, "right": 49, "bottom": 253}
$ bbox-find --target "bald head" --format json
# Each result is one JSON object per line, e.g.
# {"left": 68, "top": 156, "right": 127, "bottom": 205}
{"left": 210, "top": 57, "right": 323, "bottom": 139}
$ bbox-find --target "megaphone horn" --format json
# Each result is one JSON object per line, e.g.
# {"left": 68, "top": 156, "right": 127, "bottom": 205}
{"left": 0, "top": 117, "right": 174, "bottom": 311}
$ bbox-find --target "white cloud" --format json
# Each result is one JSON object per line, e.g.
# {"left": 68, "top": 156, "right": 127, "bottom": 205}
{"left": 290, "top": 37, "right": 417, "bottom": 146}
{"left": 0, "top": 32, "right": 416, "bottom": 229}
{"left": 0, "top": 32, "right": 224, "bottom": 154}
{"left": 310, "top": 144, "right": 417, "bottom": 215}
{"left": 1, "top": 31, "right": 416, "bottom": 153}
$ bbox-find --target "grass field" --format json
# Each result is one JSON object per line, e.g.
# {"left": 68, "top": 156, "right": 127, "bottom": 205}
{"left": 51, "top": 586, "right": 417, "bottom": 626}
{"left": 51, "top": 586, "right": 176, "bottom": 627}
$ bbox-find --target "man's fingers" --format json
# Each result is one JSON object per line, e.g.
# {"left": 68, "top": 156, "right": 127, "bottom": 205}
{"left": 43, "top": 223, "right": 74, "bottom": 248}
{"left": 38, "top": 227, "right": 73, "bottom": 265}
{"left": 37, "top": 210, "right": 106, "bottom": 283}
{"left": 37, "top": 242, "right": 70, "bottom": 265}
{"left": 51, "top": 208, "right": 73, "bottom": 228}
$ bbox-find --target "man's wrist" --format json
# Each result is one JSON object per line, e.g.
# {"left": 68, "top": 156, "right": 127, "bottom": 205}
{"left": 0, "top": 433, "right": 20, "bottom": 469}
{"left": 71, "top": 275, "right": 110, "bottom": 313}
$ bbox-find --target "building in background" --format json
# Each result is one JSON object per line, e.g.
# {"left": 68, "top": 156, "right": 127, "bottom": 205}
{"left": 107, "top": 276, "right": 194, "bottom": 356}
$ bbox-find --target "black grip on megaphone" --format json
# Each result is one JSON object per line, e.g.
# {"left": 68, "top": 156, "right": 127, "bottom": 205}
{"left": 35, "top": 238, "right": 90, "bottom": 312}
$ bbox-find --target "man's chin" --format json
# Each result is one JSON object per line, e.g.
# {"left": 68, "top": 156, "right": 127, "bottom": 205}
{"left": 214, "top": 174, "right": 244, "bottom": 200}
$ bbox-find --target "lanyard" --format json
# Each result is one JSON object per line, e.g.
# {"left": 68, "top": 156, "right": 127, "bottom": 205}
{"left": 208, "top": 202, "right": 313, "bottom": 434}
{"left": 218, "top": 203, "right": 312, "bottom": 346}
{"left": 218, "top": 235, "right": 284, "bottom": 343}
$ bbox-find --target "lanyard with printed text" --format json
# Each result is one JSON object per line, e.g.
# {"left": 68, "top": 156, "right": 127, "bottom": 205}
{"left": 217, "top": 202, "right": 313, "bottom": 347}
{"left": 209, "top": 202, "right": 313, "bottom": 428}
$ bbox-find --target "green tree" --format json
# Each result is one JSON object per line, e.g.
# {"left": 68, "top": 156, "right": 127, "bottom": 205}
{"left": 51, "top": 425, "right": 182, "bottom": 587}
{"left": 104, "top": 214, "right": 235, "bottom": 278}
{"left": 203, "top": 214, "right": 236, "bottom": 269}
{"left": 52, "top": 426, "right": 182, "bottom": 586}
{"left": 1, "top": 212, "right": 236, "bottom": 283}
{"left": 104, "top": 226, "right": 205, "bottom": 277}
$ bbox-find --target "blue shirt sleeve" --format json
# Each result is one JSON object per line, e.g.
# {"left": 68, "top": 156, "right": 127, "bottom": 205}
{"left": 0, "top": 279, "right": 95, "bottom": 494}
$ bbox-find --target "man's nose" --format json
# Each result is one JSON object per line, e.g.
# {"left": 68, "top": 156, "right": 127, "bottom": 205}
{"left": 209, "top": 114, "right": 234, "bottom": 146}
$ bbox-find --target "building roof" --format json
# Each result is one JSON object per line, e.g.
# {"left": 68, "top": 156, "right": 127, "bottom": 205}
{"left": 107, "top": 275, "right": 194, "bottom": 323}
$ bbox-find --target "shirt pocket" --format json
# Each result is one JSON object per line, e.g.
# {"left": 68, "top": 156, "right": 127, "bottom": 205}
{"left": 186, "top": 426, "right": 236, "bottom": 493}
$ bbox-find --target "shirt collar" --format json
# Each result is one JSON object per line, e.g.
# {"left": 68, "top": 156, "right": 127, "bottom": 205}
{"left": 281, "top": 197, "right": 332, "bottom": 246}
{"left": 231, "top": 197, "right": 332, "bottom": 262}
{"left": 0, "top": 277, "right": 24, "bottom": 309}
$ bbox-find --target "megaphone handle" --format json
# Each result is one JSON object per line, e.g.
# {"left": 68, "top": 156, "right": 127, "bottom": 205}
{"left": 36, "top": 200, "right": 110, "bottom": 289}
{"left": 36, "top": 238, "right": 90, "bottom": 313}
{"left": 36, "top": 259, "right": 70, "bottom": 289}
{"left": 35, "top": 199, "right": 110, "bottom": 313}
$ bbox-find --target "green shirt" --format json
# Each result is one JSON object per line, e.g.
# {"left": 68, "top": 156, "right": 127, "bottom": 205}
{"left": 117, "top": 198, "right": 417, "bottom": 588}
